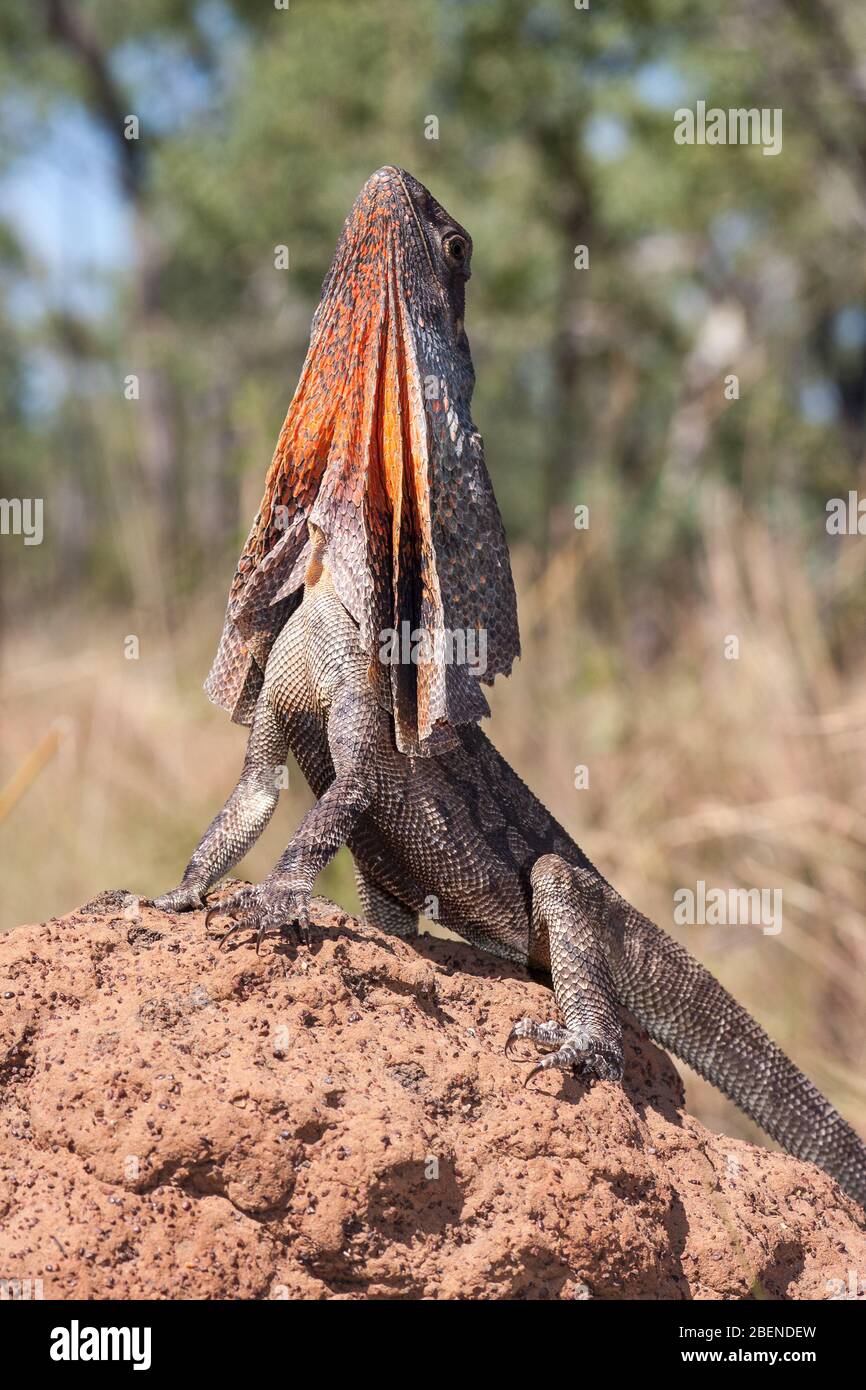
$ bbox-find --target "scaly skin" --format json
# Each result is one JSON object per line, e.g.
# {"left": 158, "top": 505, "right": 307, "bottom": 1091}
{"left": 151, "top": 169, "right": 866, "bottom": 1208}
{"left": 205, "top": 165, "right": 519, "bottom": 753}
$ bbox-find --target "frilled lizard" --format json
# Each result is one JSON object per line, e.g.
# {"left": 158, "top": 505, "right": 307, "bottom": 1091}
{"left": 151, "top": 167, "right": 866, "bottom": 1208}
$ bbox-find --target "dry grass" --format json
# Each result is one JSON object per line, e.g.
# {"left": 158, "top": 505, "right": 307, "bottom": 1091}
{"left": 2, "top": 506, "right": 864, "bottom": 1147}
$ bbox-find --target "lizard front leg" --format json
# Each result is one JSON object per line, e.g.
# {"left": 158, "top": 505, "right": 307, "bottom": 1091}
{"left": 507, "top": 855, "right": 624, "bottom": 1084}
{"left": 212, "top": 677, "right": 382, "bottom": 951}
{"left": 150, "top": 695, "right": 288, "bottom": 912}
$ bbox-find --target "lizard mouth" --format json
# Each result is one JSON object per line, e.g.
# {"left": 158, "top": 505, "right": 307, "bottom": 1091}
{"left": 388, "top": 166, "right": 438, "bottom": 280}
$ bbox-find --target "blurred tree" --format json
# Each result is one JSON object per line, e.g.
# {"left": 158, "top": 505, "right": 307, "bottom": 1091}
{"left": 0, "top": 0, "right": 863, "bottom": 651}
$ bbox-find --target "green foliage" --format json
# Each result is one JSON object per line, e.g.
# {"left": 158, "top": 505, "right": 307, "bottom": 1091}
{"left": 1, "top": 0, "right": 865, "bottom": 652}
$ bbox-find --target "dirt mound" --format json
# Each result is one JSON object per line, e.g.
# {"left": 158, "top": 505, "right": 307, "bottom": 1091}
{"left": 0, "top": 889, "right": 863, "bottom": 1299}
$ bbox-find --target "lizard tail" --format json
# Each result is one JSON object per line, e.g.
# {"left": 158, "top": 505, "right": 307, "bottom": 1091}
{"left": 608, "top": 907, "right": 866, "bottom": 1208}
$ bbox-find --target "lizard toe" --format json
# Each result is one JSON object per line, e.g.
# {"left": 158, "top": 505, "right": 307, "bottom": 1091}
{"left": 505, "top": 1017, "right": 569, "bottom": 1059}
{"left": 518, "top": 1031, "right": 624, "bottom": 1086}
{"left": 204, "top": 888, "right": 260, "bottom": 947}
{"left": 207, "top": 885, "right": 311, "bottom": 953}
{"left": 150, "top": 884, "right": 206, "bottom": 913}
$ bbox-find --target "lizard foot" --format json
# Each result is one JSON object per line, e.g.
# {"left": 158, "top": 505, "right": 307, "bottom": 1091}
{"left": 505, "top": 1017, "right": 623, "bottom": 1085}
{"left": 148, "top": 884, "right": 206, "bottom": 913}
{"left": 205, "top": 884, "right": 311, "bottom": 954}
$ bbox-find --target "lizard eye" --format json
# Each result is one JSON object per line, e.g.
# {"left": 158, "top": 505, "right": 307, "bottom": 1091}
{"left": 444, "top": 235, "right": 467, "bottom": 265}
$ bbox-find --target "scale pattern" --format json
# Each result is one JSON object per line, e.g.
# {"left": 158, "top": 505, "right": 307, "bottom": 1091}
{"left": 205, "top": 166, "right": 519, "bottom": 752}
{"left": 153, "top": 168, "right": 866, "bottom": 1210}
{"left": 157, "top": 575, "right": 866, "bottom": 1207}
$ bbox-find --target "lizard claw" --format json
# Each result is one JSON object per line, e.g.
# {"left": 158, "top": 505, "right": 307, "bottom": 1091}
{"left": 149, "top": 884, "right": 207, "bottom": 913}
{"left": 505, "top": 1017, "right": 564, "bottom": 1059}
{"left": 205, "top": 884, "right": 311, "bottom": 954}
{"left": 506, "top": 1017, "right": 623, "bottom": 1085}
{"left": 204, "top": 903, "right": 225, "bottom": 933}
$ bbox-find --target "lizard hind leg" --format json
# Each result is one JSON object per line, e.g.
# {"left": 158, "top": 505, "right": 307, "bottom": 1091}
{"left": 354, "top": 864, "right": 419, "bottom": 940}
{"left": 507, "top": 855, "right": 624, "bottom": 1085}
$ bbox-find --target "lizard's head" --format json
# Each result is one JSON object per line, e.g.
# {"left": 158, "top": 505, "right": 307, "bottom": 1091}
{"left": 208, "top": 167, "right": 519, "bottom": 754}
{"left": 308, "top": 165, "right": 477, "bottom": 406}
{"left": 334, "top": 165, "right": 474, "bottom": 359}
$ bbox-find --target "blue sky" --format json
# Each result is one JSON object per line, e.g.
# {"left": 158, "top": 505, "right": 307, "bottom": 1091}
{"left": 1, "top": 105, "right": 132, "bottom": 322}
